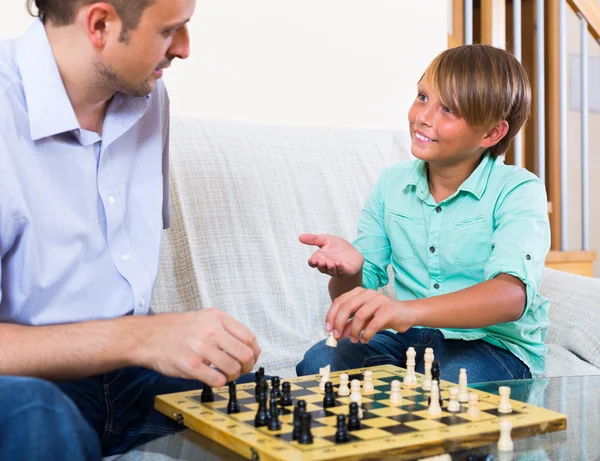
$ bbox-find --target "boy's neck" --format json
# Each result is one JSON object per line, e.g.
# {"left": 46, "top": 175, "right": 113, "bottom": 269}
{"left": 427, "top": 155, "right": 484, "bottom": 203}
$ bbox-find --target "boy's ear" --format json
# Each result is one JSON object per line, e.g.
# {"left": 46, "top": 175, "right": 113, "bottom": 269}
{"left": 480, "top": 120, "right": 509, "bottom": 149}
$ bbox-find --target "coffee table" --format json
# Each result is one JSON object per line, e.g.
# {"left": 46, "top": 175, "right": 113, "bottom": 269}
{"left": 122, "top": 375, "right": 600, "bottom": 460}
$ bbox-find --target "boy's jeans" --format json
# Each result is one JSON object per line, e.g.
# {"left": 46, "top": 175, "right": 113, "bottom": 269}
{"left": 0, "top": 368, "right": 255, "bottom": 460}
{"left": 296, "top": 328, "right": 532, "bottom": 383}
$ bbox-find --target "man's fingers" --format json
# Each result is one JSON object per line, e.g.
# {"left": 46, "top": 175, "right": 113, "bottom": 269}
{"left": 204, "top": 347, "right": 243, "bottom": 381}
{"left": 192, "top": 364, "right": 228, "bottom": 388}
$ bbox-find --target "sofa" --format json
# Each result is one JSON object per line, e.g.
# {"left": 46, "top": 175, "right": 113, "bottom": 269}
{"left": 150, "top": 116, "right": 600, "bottom": 380}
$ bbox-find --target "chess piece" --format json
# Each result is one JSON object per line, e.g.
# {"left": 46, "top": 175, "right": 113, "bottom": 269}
{"left": 347, "top": 402, "right": 361, "bottom": 431}
{"left": 428, "top": 380, "right": 442, "bottom": 416}
{"left": 271, "top": 376, "right": 282, "bottom": 399}
{"left": 337, "top": 373, "right": 350, "bottom": 396}
{"left": 422, "top": 347, "right": 434, "bottom": 391}
{"left": 254, "top": 391, "right": 269, "bottom": 427}
{"left": 363, "top": 370, "right": 374, "bottom": 393}
{"left": 447, "top": 387, "right": 460, "bottom": 412}
{"left": 467, "top": 392, "right": 480, "bottom": 419}
{"left": 323, "top": 382, "right": 336, "bottom": 408}
{"left": 256, "top": 377, "right": 269, "bottom": 402}
{"left": 431, "top": 360, "right": 440, "bottom": 382}
{"left": 497, "top": 420, "right": 514, "bottom": 451}
{"left": 319, "top": 365, "right": 330, "bottom": 391}
{"left": 349, "top": 379, "right": 362, "bottom": 405}
{"left": 326, "top": 331, "right": 338, "bottom": 347}
{"left": 498, "top": 386, "right": 512, "bottom": 414}
{"left": 334, "top": 414, "right": 351, "bottom": 443}
{"left": 298, "top": 412, "right": 313, "bottom": 444}
{"left": 390, "top": 380, "right": 402, "bottom": 405}
{"left": 293, "top": 400, "right": 307, "bottom": 440}
{"left": 458, "top": 368, "right": 469, "bottom": 403}
{"left": 268, "top": 396, "right": 282, "bottom": 431}
{"left": 280, "top": 381, "right": 293, "bottom": 406}
{"left": 227, "top": 382, "right": 240, "bottom": 414}
{"left": 403, "top": 347, "right": 417, "bottom": 386}
{"left": 200, "top": 384, "right": 214, "bottom": 403}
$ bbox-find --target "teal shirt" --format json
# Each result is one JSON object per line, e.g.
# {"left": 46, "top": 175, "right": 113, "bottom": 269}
{"left": 353, "top": 154, "right": 551, "bottom": 376}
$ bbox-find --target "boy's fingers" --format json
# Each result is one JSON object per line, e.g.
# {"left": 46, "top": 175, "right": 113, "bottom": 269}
{"left": 299, "top": 234, "right": 328, "bottom": 248}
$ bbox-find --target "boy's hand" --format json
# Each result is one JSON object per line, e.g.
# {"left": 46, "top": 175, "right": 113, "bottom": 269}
{"left": 326, "top": 287, "right": 418, "bottom": 342}
{"left": 299, "top": 234, "right": 364, "bottom": 278}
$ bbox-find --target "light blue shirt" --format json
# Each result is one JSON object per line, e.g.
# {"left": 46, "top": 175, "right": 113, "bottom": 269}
{"left": 0, "top": 20, "right": 170, "bottom": 325}
{"left": 353, "top": 154, "right": 551, "bottom": 375}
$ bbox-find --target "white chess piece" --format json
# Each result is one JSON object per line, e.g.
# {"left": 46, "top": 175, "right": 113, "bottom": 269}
{"left": 467, "top": 392, "right": 480, "bottom": 419}
{"left": 447, "top": 387, "right": 460, "bottom": 412}
{"left": 337, "top": 373, "right": 350, "bottom": 396}
{"left": 428, "top": 380, "right": 442, "bottom": 416}
{"left": 403, "top": 347, "right": 417, "bottom": 387}
{"left": 319, "top": 364, "right": 331, "bottom": 378}
{"left": 390, "top": 380, "right": 402, "bottom": 405}
{"left": 363, "top": 370, "right": 374, "bottom": 393}
{"left": 325, "top": 331, "right": 338, "bottom": 347}
{"left": 319, "top": 368, "right": 330, "bottom": 391}
{"left": 458, "top": 368, "right": 469, "bottom": 403}
{"left": 497, "top": 420, "right": 514, "bottom": 451}
{"left": 498, "top": 386, "right": 513, "bottom": 414}
{"left": 422, "top": 347, "right": 434, "bottom": 391}
{"left": 349, "top": 379, "right": 362, "bottom": 405}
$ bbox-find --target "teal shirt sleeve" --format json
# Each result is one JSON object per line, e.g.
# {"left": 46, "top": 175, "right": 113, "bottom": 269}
{"left": 353, "top": 168, "right": 392, "bottom": 290}
{"left": 485, "top": 171, "right": 551, "bottom": 317}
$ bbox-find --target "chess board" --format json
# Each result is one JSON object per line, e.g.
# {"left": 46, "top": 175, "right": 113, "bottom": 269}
{"left": 154, "top": 365, "right": 566, "bottom": 461}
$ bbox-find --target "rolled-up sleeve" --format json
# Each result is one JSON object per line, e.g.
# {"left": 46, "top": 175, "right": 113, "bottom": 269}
{"left": 353, "top": 168, "right": 392, "bottom": 290}
{"left": 485, "top": 173, "right": 551, "bottom": 317}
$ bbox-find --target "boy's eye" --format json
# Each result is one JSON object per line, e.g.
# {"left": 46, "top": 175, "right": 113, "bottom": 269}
{"left": 442, "top": 106, "right": 453, "bottom": 114}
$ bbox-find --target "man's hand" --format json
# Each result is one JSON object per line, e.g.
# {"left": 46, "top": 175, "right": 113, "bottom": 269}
{"left": 299, "top": 234, "right": 364, "bottom": 277}
{"left": 135, "top": 309, "right": 261, "bottom": 387}
{"left": 326, "top": 288, "right": 418, "bottom": 342}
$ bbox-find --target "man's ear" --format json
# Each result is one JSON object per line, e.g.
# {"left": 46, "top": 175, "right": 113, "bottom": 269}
{"left": 480, "top": 120, "right": 509, "bottom": 149}
{"left": 83, "top": 2, "right": 121, "bottom": 49}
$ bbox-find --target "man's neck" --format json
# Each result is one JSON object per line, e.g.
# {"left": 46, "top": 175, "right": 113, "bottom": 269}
{"left": 45, "top": 24, "right": 114, "bottom": 135}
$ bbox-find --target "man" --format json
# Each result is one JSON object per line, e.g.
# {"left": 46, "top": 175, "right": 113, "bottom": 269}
{"left": 0, "top": 1, "right": 261, "bottom": 459}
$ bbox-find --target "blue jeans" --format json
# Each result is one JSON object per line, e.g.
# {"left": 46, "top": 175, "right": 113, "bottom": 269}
{"left": 0, "top": 368, "right": 256, "bottom": 459}
{"left": 296, "top": 328, "right": 531, "bottom": 383}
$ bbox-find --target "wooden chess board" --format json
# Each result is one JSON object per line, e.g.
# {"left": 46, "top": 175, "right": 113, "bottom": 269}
{"left": 154, "top": 365, "right": 566, "bottom": 461}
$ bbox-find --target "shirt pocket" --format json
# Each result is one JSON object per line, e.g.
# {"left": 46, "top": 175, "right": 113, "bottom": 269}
{"left": 452, "top": 216, "right": 493, "bottom": 267}
{"left": 130, "top": 176, "right": 164, "bottom": 243}
{"left": 385, "top": 209, "right": 425, "bottom": 261}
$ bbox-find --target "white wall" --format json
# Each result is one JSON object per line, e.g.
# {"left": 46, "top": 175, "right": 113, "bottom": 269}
{"left": 0, "top": 0, "right": 448, "bottom": 130}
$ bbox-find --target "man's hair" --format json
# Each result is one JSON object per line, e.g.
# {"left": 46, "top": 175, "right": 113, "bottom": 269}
{"left": 419, "top": 44, "right": 531, "bottom": 157}
{"left": 27, "top": 0, "right": 155, "bottom": 41}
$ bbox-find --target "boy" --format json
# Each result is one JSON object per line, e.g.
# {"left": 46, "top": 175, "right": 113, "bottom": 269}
{"left": 296, "top": 44, "right": 550, "bottom": 383}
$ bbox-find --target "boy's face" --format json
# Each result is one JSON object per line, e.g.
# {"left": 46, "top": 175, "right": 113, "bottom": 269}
{"left": 407, "top": 79, "right": 489, "bottom": 166}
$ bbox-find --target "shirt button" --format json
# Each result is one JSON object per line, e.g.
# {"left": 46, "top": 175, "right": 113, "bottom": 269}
{"left": 140, "top": 298, "right": 146, "bottom": 307}
{"left": 108, "top": 196, "right": 116, "bottom": 205}
{"left": 435, "top": 206, "right": 442, "bottom": 213}
{"left": 121, "top": 253, "right": 131, "bottom": 261}
{"left": 433, "top": 283, "right": 440, "bottom": 289}
{"left": 429, "top": 246, "right": 436, "bottom": 253}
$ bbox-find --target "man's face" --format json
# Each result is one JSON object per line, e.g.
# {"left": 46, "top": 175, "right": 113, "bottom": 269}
{"left": 97, "top": 0, "right": 196, "bottom": 97}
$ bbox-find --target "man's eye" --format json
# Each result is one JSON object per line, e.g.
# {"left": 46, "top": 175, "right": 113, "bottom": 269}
{"left": 417, "top": 93, "right": 427, "bottom": 102}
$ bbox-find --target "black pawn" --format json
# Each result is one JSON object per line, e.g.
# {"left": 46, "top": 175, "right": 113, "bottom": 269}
{"left": 254, "top": 391, "right": 269, "bottom": 427}
{"left": 280, "top": 381, "right": 293, "bottom": 406}
{"left": 293, "top": 399, "right": 307, "bottom": 440}
{"left": 268, "top": 396, "right": 282, "bottom": 431}
{"left": 297, "top": 412, "right": 313, "bottom": 444}
{"left": 200, "top": 384, "right": 214, "bottom": 403}
{"left": 428, "top": 360, "right": 443, "bottom": 406}
{"left": 334, "top": 414, "right": 351, "bottom": 443}
{"left": 271, "top": 376, "right": 282, "bottom": 399}
{"left": 323, "top": 382, "right": 336, "bottom": 408}
{"left": 227, "top": 382, "right": 240, "bottom": 414}
{"left": 347, "top": 402, "right": 361, "bottom": 431}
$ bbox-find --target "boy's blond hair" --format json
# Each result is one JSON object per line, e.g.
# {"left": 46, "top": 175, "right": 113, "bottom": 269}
{"left": 420, "top": 44, "right": 531, "bottom": 157}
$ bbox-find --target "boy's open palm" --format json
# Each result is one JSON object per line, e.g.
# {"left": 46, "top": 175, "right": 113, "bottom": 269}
{"left": 299, "top": 234, "right": 364, "bottom": 277}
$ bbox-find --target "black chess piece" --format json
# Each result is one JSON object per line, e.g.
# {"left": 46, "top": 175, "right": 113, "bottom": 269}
{"left": 270, "top": 376, "right": 282, "bottom": 399}
{"left": 297, "top": 411, "right": 313, "bottom": 444}
{"left": 280, "top": 381, "right": 293, "bottom": 406}
{"left": 334, "top": 414, "right": 351, "bottom": 443}
{"left": 267, "top": 396, "right": 282, "bottom": 431}
{"left": 347, "top": 402, "right": 361, "bottom": 431}
{"left": 227, "top": 382, "right": 240, "bottom": 414}
{"left": 256, "top": 377, "right": 269, "bottom": 403}
{"left": 293, "top": 399, "right": 307, "bottom": 440}
{"left": 254, "top": 391, "right": 269, "bottom": 427}
{"left": 200, "top": 384, "right": 214, "bottom": 403}
{"left": 323, "top": 382, "right": 336, "bottom": 408}
{"left": 427, "top": 360, "right": 443, "bottom": 406}
{"left": 254, "top": 367, "right": 265, "bottom": 400}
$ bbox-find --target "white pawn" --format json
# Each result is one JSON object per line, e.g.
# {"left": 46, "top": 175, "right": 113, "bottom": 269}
{"left": 428, "top": 380, "right": 442, "bottom": 416}
{"left": 337, "top": 373, "right": 350, "bottom": 396}
{"left": 447, "top": 387, "right": 460, "bottom": 412}
{"left": 349, "top": 379, "right": 362, "bottom": 405}
{"left": 467, "top": 392, "right": 480, "bottom": 419}
{"left": 497, "top": 420, "right": 514, "bottom": 451}
{"left": 422, "top": 347, "right": 434, "bottom": 391}
{"left": 390, "top": 380, "right": 402, "bottom": 405}
{"left": 498, "top": 386, "right": 513, "bottom": 414}
{"left": 325, "top": 331, "right": 338, "bottom": 347}
{"left": 363, "top": 370, "right": 374, "bottom": 393}
{"left": 458, "top": 368, "right": 469, "bottom": 403}
{"left": 403, "top": 347, "right": 417, "bottom": 387}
